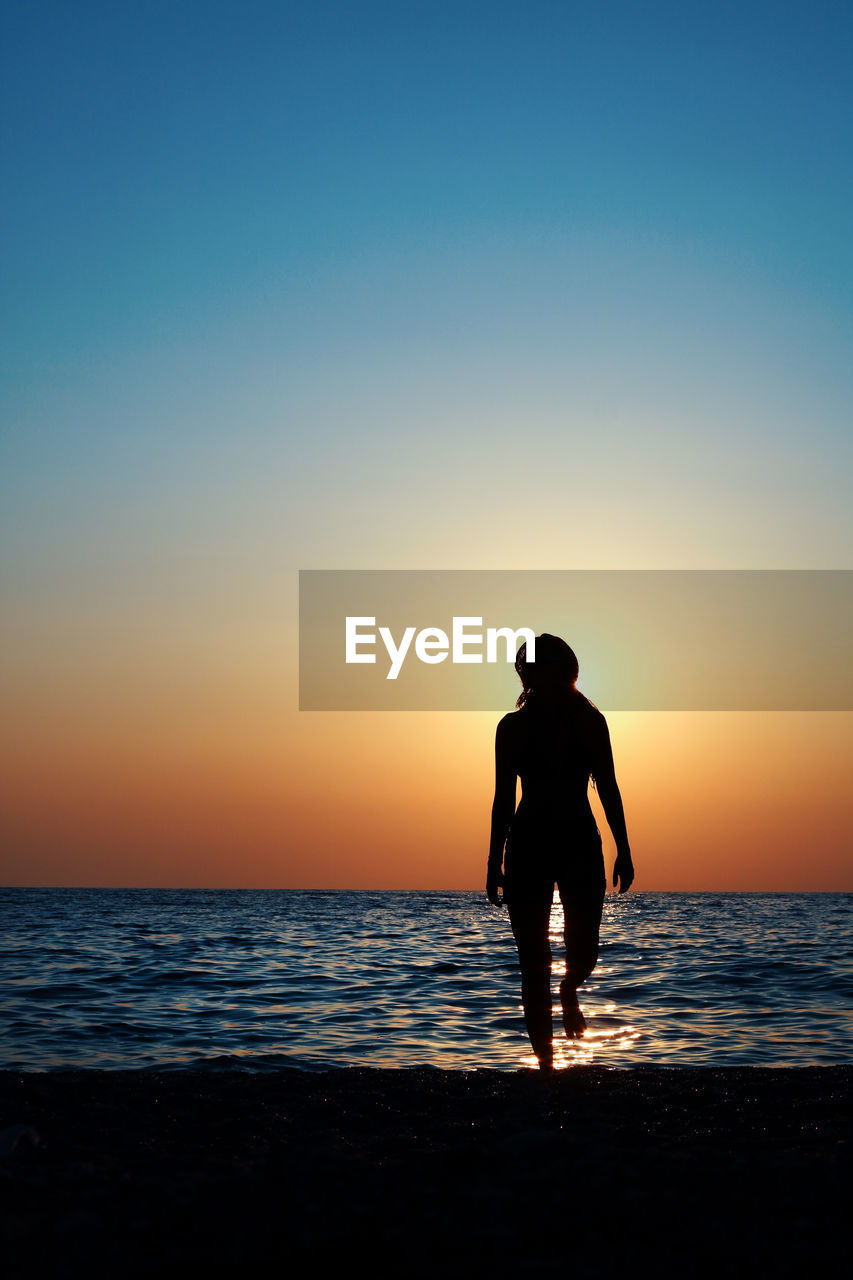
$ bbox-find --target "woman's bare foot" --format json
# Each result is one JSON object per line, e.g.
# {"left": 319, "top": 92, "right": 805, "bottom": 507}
{"left": 561, "top": 987, "right": 587, "bottom": 1038}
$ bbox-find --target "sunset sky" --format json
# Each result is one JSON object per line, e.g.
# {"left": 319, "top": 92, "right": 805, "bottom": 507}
{"left": 2, "top": 1, "right": 851, "bottom": 890}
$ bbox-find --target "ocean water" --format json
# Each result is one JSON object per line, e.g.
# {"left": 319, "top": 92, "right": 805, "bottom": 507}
{"left": 0, "top": 889, "right": 850, "bottom": 1071}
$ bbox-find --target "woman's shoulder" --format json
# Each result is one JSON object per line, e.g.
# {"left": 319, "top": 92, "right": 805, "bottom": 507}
{"left": 496, "top": 709, "right": 525, "bottom": 736}
{"left": 573, "top": 694, "right": 609, "bottom": 745}
{"left": 574, "top": 691, "right": 606, "bottom": 722}
{"left": 497, "top": 693, "right": 606, "bottom": 729}
{"left": 497, "top": 708, "right": 540, "bottom": 751}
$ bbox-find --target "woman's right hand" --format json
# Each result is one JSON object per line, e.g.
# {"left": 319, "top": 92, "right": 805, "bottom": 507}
{"left": 613, "top": 850, "right": 634, "bottom": 894}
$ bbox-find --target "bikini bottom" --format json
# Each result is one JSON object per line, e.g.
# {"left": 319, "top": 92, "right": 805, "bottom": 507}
{"left": 503, "top": 816, "right": 607, "bottom": 905}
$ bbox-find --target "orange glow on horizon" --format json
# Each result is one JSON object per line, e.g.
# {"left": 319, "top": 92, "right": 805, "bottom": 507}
{"left": 1, "top": 702, "right": 850, "bottom": 891}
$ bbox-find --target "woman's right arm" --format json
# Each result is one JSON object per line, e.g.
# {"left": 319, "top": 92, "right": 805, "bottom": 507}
{"left": 591, "top": 714, "right": 634, "bottom": 894}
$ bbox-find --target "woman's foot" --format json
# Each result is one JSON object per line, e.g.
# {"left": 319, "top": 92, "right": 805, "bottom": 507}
{"left": 560, "top": 985, "right": 587, "bottom": 1038}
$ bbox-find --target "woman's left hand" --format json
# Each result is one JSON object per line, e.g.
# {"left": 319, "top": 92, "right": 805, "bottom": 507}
{"left": 486, "top": 866, "right": 505, "bottom": 907}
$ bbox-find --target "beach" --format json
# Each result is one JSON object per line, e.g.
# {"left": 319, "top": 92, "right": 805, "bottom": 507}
{"left": 1, "top": 1065, "right": 849, "bottom": 1277}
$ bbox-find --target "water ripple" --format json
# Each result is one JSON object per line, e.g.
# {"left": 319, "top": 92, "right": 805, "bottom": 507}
{"left": 0, "top": 889, "right": 850, "bottom": 1070}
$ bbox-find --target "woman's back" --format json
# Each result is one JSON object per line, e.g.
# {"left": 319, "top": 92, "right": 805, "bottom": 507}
{"left": 506, "top": 689, "right": 604, "bottom": 817}
{"left": 502, "top": 691, "right": 601, "bottom": 849}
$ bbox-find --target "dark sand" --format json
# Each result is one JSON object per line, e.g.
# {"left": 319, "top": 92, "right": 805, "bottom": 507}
{"left": 1, "top": 1066, "right": 849, "bottom": 1277}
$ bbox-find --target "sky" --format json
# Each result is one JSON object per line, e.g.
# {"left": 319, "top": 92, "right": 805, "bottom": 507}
{"left": 1, "top": 0, "right": 851, "bottom": 889}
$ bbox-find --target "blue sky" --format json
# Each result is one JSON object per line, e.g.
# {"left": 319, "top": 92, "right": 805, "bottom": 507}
{"left": 3, "top": 0, "right": 852, "bottom": 579}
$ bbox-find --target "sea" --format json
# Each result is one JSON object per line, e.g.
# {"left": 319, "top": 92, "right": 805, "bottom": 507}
{"left": 1, "top": 889, "right": 850, "bottom": 1071}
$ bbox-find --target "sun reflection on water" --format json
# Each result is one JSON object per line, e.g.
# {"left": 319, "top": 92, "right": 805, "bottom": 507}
{"left": 536, "top": 899, "right": 644, "bottom": 1067}
{"left": 0, "top": 888, "right": 850, "bottom": 1070}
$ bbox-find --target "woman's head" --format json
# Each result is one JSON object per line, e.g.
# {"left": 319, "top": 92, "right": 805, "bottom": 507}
{"left": 515, "top": 633, "right": 580, "bottom": 708}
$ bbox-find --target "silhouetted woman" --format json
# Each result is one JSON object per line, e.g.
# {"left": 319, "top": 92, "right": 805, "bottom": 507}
{"left": 486, "top": 634, "right": 634, "bottom": 1070}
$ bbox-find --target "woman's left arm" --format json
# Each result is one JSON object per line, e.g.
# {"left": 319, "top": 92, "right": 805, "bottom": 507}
{"left": 486, "top": 716, "right": 516, "bottom": 905}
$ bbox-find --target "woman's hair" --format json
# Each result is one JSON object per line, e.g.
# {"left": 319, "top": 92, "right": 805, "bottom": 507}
{"left": 515, "top": 633, "right": 580, "bottom": 709}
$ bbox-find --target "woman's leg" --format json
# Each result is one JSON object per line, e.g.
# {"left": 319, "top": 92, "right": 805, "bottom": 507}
{"left": 506, "top": 890, "right": 555, "bottom": 1068}
{"left": 557, "top": 869, "right": 606, "bottom": 1036}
